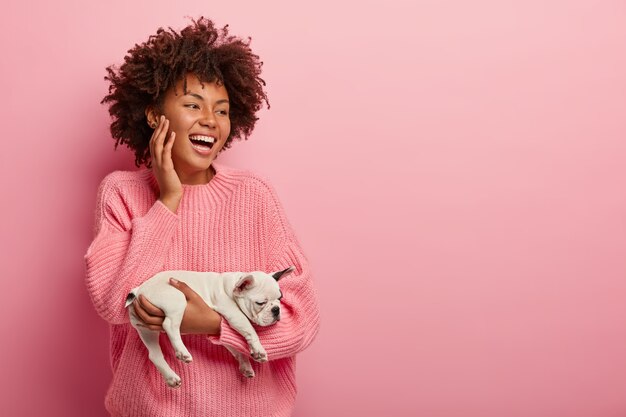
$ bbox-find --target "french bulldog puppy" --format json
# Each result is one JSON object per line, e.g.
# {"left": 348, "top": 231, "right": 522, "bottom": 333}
{"left": 125, "top": 266, "right": 294, "bottom": 388}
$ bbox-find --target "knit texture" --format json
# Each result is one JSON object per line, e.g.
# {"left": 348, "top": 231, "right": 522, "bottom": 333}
{"left": 84, "top": 161, "right": 320, "bottom": 417}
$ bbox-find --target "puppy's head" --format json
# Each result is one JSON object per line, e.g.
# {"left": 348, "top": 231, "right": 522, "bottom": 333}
{"left": 233, "top": 266, "right": 295, "bottom": 326}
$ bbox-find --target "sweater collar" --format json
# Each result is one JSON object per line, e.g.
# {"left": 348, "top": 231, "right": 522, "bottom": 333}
{"left": 145, "top": 159, "right": 233, "bottom": 192}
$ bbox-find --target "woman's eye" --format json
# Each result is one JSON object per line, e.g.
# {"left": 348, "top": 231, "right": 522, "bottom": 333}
{"left": 217, "top": 109, "right": 229, "bottom": 116}
{"left": 185, "top": 104, "right": 200, "bottom": 109}
{"left": 255, "top": 301, "right": 266, "bottom": 306}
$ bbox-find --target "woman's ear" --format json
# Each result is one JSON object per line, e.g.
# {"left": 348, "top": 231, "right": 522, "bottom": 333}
{"left": 145, "top": 106, "right": 159, "bottom": 128}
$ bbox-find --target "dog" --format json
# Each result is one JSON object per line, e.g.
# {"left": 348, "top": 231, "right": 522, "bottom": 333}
{"left": 125, "top": 266, "right": 294, "bottom": 388}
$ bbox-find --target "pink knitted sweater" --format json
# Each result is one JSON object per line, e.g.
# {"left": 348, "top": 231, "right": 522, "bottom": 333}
{"left": 84, "top": 161, "right": 320, "bottom": 417}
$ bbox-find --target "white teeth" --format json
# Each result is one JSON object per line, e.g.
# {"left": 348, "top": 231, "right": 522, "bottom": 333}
{"left": 189, "top": 135, "right": 216, "bottom": 144}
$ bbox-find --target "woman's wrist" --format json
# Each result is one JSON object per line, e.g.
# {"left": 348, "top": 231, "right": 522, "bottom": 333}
{"left": 159, "top": 193, "right": 182, "bottom": 213}
{"left": 206, "top": 311, "right": 222, "bottom": 335}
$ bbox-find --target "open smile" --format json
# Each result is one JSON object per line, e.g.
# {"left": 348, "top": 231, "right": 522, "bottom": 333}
{"left": 189, "top": 135, "right": 216, "bottom": 155}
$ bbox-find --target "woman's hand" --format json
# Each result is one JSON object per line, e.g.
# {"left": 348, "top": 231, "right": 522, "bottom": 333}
{"left": 133, "top": 278, "right": 222, "bottom": 335}
{"left": 150, "top": 115, "right": 182, "bottom": 213}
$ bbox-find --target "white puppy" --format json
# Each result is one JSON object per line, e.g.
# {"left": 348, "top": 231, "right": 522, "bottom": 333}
{"left": 125, "top": 266, "right": 294, "bottom": 388}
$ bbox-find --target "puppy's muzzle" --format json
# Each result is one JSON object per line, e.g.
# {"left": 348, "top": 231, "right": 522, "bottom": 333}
{"left": 272, "top": 306, "right": 280, "bottom": 320}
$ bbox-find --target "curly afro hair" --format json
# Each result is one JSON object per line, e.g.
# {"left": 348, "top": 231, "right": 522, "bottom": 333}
{"left": 102, "top": 17, "right": 269, "bottom": 167}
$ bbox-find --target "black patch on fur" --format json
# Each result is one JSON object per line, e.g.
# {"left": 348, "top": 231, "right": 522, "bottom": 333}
{"left": 272, "top": 266, "right": 294, "bottom": 281}
{"left": 125, "top": 292, "right": 136, "bottom": 306}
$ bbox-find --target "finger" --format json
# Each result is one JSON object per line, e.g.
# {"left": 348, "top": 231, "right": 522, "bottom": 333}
{"left": 150, "top": 115, "right": 164, "bottom": 143}
{"left": 137, "top": 322, "right": 165, "bottom": 332}
{"left": 135, "top": 307, "right": 164, "bottom": 327}
{"left": 138, "top": 294, "right": 166, "bottom": 317}
{"left": 149, "top": 116, "right": 164, "bottom": 161}
{"left": 134, "top": 299, "right": 164, "bottom": 326}
{"left": 132, "top": 299, "right": 152, "bottom": 324}
{"left": 138, "top": 322, "right": 165, "bottom": 332}
{"left": 163, "top": 131, "right": 175, "bottom": 166}
{"left": 150, "top": 116, "right": 165, "bottom": 164}
{"left": 169, "top": 278, "right": 196, "bottom": 301}
{"left": 133, "top": 298, "right": 152, "bottom": 323}
{"left": 154, "top": 118, "right": 169, "bottom": 166}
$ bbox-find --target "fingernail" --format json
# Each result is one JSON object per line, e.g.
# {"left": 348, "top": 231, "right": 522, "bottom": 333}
{"left": 170, "top": 278, "right": 179, "bottom": 284}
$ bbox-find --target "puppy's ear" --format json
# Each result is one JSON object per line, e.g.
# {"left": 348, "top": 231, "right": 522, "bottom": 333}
{"left": 234, "top": 274, "right": 255, "bottom": 295}
{"left": 272, "top": 266, "right": 295, "bottom": 281}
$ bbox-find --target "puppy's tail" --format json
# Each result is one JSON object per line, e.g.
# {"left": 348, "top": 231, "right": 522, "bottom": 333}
{"left": 124, "top": 289, "right": 139, "bottom": 308}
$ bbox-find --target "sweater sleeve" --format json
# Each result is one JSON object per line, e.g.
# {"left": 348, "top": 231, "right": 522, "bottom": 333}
{"left": 84, "top": 174, "right": 179, "bottom": 324}
{"left": 208, "top": 179, "right": 321, "bottom": 360}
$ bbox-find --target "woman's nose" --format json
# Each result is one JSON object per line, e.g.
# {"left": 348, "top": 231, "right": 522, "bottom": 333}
{"left": 201, "top": 110, "right": 217, "bottom": 128}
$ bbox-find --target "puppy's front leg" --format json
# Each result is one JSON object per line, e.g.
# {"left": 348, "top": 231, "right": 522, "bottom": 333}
{"left": 220, "top": 310, "right": 267, "bottom": 362}
{"left": 224, "top": 345, "right": 255, "bottom": 378}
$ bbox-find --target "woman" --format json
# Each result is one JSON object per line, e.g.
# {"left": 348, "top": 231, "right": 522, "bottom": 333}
{"left": 85, "top": 17, "right": 320, "bottom": 417}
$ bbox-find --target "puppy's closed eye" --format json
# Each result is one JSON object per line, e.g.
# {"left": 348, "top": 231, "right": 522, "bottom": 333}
{"left": 255, "top": 301, "right": 266, "bottom": 306}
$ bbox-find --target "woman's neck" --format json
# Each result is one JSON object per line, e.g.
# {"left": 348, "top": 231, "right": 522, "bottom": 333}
{"left": 178, "top": 165, "right": 216, "bottom": 185}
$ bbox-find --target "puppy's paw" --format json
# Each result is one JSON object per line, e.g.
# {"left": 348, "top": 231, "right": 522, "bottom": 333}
{"left": 176, "top": 351, "right": 193, "bottom": 363}
{"left": 240, "top": 363, "right": 255, "bottom": 378}
{"left": 250, "top": 345, "right": 268, "bottom": 363}
{"left": 166, "top": 375, "right": 182, "bottom": 389}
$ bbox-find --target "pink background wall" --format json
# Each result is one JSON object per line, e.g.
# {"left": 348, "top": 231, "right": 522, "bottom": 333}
{"left": 1, "top": 1, "right": 625, "bottom": 416}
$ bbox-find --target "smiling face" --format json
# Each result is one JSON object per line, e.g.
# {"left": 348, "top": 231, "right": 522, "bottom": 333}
{"left": 147, "top": 74, "right": 231, "bottom": 184}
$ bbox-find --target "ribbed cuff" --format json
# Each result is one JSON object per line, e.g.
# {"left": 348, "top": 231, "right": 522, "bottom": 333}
{"left": 207, "top": 318, "right": 249, "bottom": 355}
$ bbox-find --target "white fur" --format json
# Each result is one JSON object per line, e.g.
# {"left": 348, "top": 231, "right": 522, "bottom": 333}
{"left": 125, "top": 267, "right": 294, "bottom": 388}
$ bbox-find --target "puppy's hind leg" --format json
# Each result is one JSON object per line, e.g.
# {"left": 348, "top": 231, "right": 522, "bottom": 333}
{"left": 135, "top": 326, "right": 181, "bottom": 388}
{"left": 161, "top": 308, "right": 192, "bottom": 363}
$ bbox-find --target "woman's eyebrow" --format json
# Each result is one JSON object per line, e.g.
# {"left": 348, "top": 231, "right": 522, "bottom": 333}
{"left": 184, "top": 92, "right": 204, "bottom": 100}
{"left": 184, "top": 92, "right": 229, "bottom": 105}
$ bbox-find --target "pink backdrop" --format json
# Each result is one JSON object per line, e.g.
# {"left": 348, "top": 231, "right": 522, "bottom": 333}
{"left": 1, "top": 1, "right": 625, "bottom": 416}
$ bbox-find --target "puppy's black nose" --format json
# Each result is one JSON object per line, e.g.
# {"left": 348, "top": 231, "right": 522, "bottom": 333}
{"left": 272, "top": 306, "right": 280, "bottom": 316}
